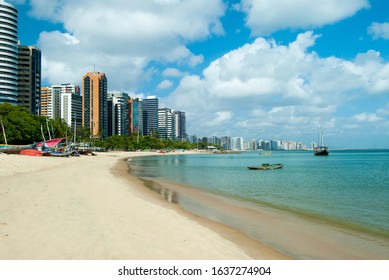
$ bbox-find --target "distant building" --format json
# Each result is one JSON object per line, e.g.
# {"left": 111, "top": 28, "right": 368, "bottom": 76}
{"left": 0, "top": 1, "right": 18, "bottom": 105}
{"left": 231, "top": 137, "right": 244, "bottom": 150}
{"left": 60, "top": 84, "right": 82, "bottom": 129}
{"left": 129, "top": 98, "right": 142, "bottom": 136}
{"left": 40, "top": 87, "right": 52, "bottom": 117}
{"left": 173, "top": 110, "right": 187, "bottom": 141}
{"left": 18, "top": 45, "right": 41, "bottom": 114}
{"left": 107, "top": 91, "right": 129, "bottom": 136}
{"left": 158, "top": 107, "right": 175, "bottom": 140}
{"left": 189, "top": 135, "right": 197, "bottom": 144}
{"left": 250, "top": 139, "right": 258, "bottom": 150}
{"left": 82, "top": 72, "right": 108, "bottom": 138}
{"left": 221, "top": 136, "right": 231, "bottom": 150}
{"left": 142, "top": 96, "right": 158, "bottom": 136}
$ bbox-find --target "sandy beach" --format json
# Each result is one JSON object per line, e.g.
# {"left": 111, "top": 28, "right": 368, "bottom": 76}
{"left": 0, "top": 151, "right": 287, "bottom": 260}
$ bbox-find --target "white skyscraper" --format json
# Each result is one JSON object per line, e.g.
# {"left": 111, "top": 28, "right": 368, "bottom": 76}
{"left": 0, "top": 0, "right": 18, "bottom": 105}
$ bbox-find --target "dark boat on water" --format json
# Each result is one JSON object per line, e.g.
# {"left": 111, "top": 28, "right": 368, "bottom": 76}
{"left": 314, "top": 146, "right": 329, "bottom": 156}
{"left": 247, "top": 163, "right": 283, "bottom": 170}
{"left": 314, "top": 127, "right": 329, "bottom": 156}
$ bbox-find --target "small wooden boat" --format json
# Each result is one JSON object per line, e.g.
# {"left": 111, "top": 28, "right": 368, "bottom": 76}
{"left": 247, "top": 163, "right": 283, "bottom": 170}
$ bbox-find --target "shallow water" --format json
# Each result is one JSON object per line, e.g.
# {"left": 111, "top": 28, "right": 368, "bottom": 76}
{"left": 128, "top": 150, "right": 389, "bottom": 259}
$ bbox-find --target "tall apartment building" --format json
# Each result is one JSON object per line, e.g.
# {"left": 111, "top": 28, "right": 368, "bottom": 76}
{"left": 18, "top": 45, "right": 41, "bottom": 114}
{"left": 0, "top": 0, "right": 18, "bottom": 105}
{"left": 40, "top": 87, "right": 52, "bottom": 117}
{"left": 142, "top": 96, "right": 158, "bottom": 136}
{"left": 173, "top": 110, "right": 186, "bottom": 141}
{"left": 128, "top": 97, "right": 142, "bottom": 136}
{"left": 158, "top": 107, "right": 175, "bottom": 140}
{"left": 82, "top": 72, "right": 108, "bottom": 138}
{"left": 60, "top": 84, "right": 82, "bottom": 129}
{"left": 107, "top": 91, "right": 129, "bottom": 136}
{"left": 40, "top": 84, "right": 81, "bottom": 126}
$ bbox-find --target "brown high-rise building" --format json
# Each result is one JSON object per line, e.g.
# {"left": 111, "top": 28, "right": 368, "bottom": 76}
{"left": 82, "top": 72, "right": 107, "bottom": 138}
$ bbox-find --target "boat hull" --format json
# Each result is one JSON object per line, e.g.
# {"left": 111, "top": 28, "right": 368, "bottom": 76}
{"left": 314, "top": 146, "right": 329, "bottom": 156}
{"left": 247, "top": 164, "right": 283, "bottom": 170}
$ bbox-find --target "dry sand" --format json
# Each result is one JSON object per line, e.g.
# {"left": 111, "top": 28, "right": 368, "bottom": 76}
{"left": 0, "top": 151, "right": 287, "bottom": 260}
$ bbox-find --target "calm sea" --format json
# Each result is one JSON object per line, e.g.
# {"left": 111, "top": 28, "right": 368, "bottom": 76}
{"left": 128, "top": 150, "right": 389, "bottom": 257}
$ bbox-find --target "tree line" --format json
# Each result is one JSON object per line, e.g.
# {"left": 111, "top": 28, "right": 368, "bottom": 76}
{"left": 1, "top": 103, "right": 218, "bottom": 151}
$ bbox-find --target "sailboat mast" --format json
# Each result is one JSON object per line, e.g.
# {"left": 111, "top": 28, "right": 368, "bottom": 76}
{"left": 46, "top": 118, "right": 52, "bottom": 140}
{"left": 1, "top": 117, "right": 7, "bottom": 145}
{"left": 74, "top": 113, "right": 77, "bottom": 143}
{"left": 41, "top": 124, "right": 46, "bottom": 142}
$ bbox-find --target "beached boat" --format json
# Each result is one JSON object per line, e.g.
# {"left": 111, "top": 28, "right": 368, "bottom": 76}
{"left": 247, "top": 163, "right": 283, "bottom": 170}
{"left": 0, "top": 144, "right": 32, "bottom": 154}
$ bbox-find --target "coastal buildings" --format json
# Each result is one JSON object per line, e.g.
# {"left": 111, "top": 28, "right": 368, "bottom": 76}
{"left": 158, "top": 107, "right": 175, "bottom": 140}
{"left": 18, "top": 45, "right": 41, "bottom": 114}
{"left": 129, "top": 98, "right": 142, "bottom": 136}
{"left": 0, "top": 0, "right": 18, "bottom": 105}
{"left": 60, "top": 84, "right": 82, "bottom": 129}
{"left": 40, "top": 84, "right": 81, "bottom": 131}
{"left": 107, "top": 91, "right": 129, "bottom": 136}
{"left": 142, "top": 96, "right": 158, "bottom": 136}
{"left": 40, "top": 87, "right": 52, "bottom": 117}
{"left": 82, "top": 72, "right": 108, "bottom": 138}
{"left": 173, "top": 110, "right": 186, "bottom": 141}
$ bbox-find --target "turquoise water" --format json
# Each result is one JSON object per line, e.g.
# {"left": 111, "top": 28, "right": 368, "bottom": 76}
{"left": 129, "top": 150, "right": 389, "bottom": 238}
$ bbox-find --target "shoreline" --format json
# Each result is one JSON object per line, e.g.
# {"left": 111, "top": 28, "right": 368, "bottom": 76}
{"left": 127, "top": 153, "right": 389, "bottom": 260}
{"left": 0, "top": 151, "right": 286, "bottom": 259}
{"left": 116, "top": 154, "right": 289, "bottom": 260}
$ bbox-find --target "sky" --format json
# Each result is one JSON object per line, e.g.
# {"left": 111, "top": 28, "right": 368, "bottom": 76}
{"left": 7, "top": 0, "right": 389, "bottom": 148}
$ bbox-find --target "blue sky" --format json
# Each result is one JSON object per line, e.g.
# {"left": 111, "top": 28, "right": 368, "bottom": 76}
{"left": 9, "top": 0, "right": 389, "bottom": 148}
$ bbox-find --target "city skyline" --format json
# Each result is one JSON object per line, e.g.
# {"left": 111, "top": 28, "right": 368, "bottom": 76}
{"left": 8, "top": 0, "right": 389, "bottom": 148}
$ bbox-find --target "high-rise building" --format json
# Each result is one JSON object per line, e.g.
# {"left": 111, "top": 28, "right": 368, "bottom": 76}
{"left": 0, "top": 0, "right": 18, "bottom": 105}
{"left": 82, "top": 72, "right": 108, "bottom": 138}
{"left": 61, "top": 84, "right": 82, "bottom": 129}
{"left": 128, "top": 98, "right": 142, "bottom": 136}
{"left": 173, "top": 110, "right": 186, "bottom": 141}
{"left": 107, "top": 91, "right": 129, "bottom": 136}
{"left": 40, "top": 87, "right": 52, "bottom": 117}
{"left": 158, "top": 107, "right": 175, "bottom": 140}
{"left": 18, "top": 45, "right": 41, "bottom": 114}
{"left": 142, "top": 96, "right": 158, "bottom": 136}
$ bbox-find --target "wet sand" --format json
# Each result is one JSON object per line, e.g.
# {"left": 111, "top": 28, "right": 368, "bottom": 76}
{"left": 0, "top": 151, "right": 287, "bottom": 259}
{"left": 133, "top": 173, "right": 389, "bottom": 259}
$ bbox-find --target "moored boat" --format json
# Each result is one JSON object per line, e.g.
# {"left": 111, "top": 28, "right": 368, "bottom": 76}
{"left": 247, "top": 163, "right": 283, "bottom": 170}
{"left": 314, "top": 146, "right": 329, "bottom": 156}
{"left": 314, "top": 127, "right": 329, "bottom": 156}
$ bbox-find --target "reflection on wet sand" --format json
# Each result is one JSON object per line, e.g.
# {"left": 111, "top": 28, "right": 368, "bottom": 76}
{"left": 141, "top": 178, "right": 178, "bottom": 203}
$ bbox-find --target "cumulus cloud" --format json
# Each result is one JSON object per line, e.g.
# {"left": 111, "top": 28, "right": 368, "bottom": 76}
{"left": 166, "top": 31, "right": 389, "bottom": 141}
{"left": 157, "top": 79, "right": 173, "bottom": 90}
{"left": 368, "top": 22, "right": 389, "bottom": 40}
{"left": 162, "top": 68, "right": 186, "bottom": 78}
{"left": 353, "top": 113, "right": 382, "bottom": 122}
{"left": 237, "top": 0, "right": 369, "bottom": 36}
{"left": 29, "top": 0, "right": 225, "bottom": 90}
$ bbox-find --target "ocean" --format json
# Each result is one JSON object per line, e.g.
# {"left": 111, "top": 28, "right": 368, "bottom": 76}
{"left": 128, "top": 150, "right": 389, "bottom": 259}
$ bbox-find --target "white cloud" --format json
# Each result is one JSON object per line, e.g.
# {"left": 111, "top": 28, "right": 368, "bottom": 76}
{"left": 368, "top": 22, "right": 389, "bottom": 40}
{"left": 353, "top": 113, "right": 382, "bottom": 122}
{"left": 157, "top": 79, "right": 173, "bottom": 90}
{"left": 162, "top": 68, "right": 186, "bottom": 78}
{"left": 31, "top": 0, "right": 225, "bottom": 90}
{"left": 166, "top": 31, "right": 389, "bottom": 141}
{"left": 238, "top": 0, "right": 369, "bottom": 36}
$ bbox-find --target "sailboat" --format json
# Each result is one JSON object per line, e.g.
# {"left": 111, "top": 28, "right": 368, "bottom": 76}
{"left": 314, "top": 127, "right": 329, "bottom": 156}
